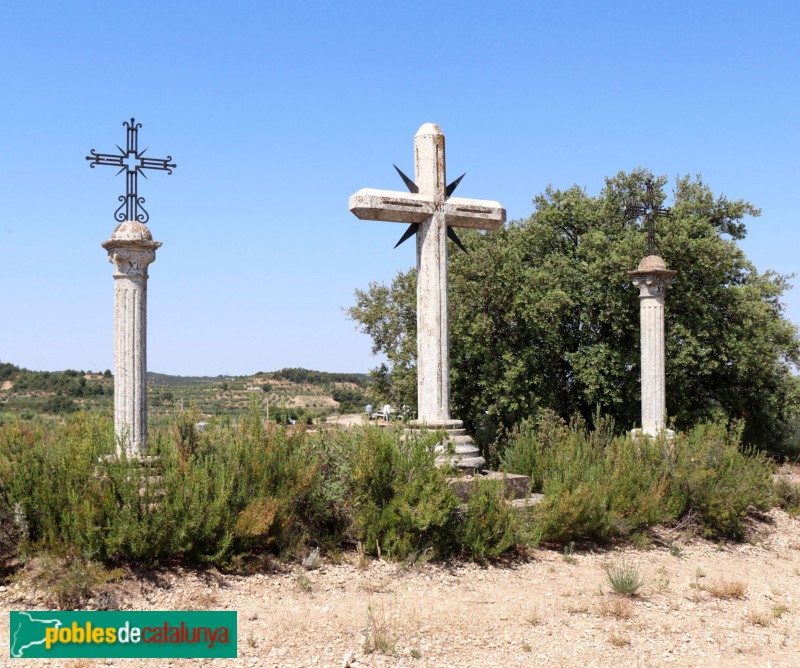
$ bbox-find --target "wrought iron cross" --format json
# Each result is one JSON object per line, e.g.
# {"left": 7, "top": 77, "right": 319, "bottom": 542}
{"left": 628, "top": 177, "right": 670, "bottom": 256}
{"left": 86, "top": 118, "right": 176, "bottom": 224}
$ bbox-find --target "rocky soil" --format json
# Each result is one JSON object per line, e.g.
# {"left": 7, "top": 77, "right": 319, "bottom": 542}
{"left": 2, "top": 509, "right": 800, "bottom": 668}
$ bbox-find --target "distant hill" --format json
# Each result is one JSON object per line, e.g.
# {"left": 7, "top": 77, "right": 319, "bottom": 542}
{"left": 147, "top": 372, "right": 230, "bottom": 387}
{"left": 1, "top": 362, "right": 371, "bottom": 422}
{"left": 148, "top": 368, "right": 369, "bottom": 388}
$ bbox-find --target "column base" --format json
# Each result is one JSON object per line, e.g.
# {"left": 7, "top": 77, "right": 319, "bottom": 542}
{"left": 406, "top": 419, "right": 487, "bottom": 473}
{"left": 97, "top": 454, "right": 164, "bottom": 504}
{"left": 631, "top": 427, "right": 675, "bottom": 441}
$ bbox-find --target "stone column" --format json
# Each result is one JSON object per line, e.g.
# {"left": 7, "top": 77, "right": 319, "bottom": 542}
{"left": 408, "top": 125, "right": 483, "bottom": 471}
{"left": 102, "top": 221, "right": 161, "bottom": 455}
{"left": 414, "top": 124, "right": 451, "bottom": 422}
{"left": 629, "top": 255, "right": 676, "bottom": 438}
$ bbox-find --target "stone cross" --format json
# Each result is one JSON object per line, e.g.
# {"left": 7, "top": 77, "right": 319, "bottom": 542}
{"left": 349, "top": 123, "right": 505, "bottom": 427}
{"left": 629, "top": 255, "right": 676, "bottom": 438}
{"left": 87, "top": 119, "right": 174, "bottom": 455}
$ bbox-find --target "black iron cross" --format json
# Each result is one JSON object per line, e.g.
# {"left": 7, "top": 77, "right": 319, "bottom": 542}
{"left": 627, "top": 177, "right": 670, "bottom": 256}
{"left": 86, "top": 118, "right": 176, "bottom": 224}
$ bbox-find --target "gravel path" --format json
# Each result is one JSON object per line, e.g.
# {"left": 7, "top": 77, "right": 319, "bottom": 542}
{"left": 3, "top": 509, "right": 799, "bottom": 668}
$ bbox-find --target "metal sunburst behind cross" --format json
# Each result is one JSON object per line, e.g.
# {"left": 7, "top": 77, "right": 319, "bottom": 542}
{"left": 86, "top": 118, "right": 176, "bottom": 224}
{"left": 628, "top": 177, "right": 670, "bottom": 257}
{"left": 392, "top": 164, "right": 468, "bottom": 252}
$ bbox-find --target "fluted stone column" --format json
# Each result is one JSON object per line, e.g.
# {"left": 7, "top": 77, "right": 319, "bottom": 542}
{"left": 102, "top": 221, "right": 161, "bottom": 455}
{"left": 629, "top": 255, "right": 676, "bottom": 438}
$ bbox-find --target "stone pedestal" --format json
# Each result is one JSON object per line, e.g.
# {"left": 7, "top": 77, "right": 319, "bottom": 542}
{"left": 406, "top": 419, "right": 486, "bottom": 472}
{"left": 102, "top": 221, "right": 161, "bottom": 455}
{"left": 629, "top": 255, "right": 676, "bottom": 438}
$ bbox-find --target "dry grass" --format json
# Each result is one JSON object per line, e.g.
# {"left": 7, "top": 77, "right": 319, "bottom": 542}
{"left": 746, "top": 610, "right": 771, "bottom": 627}
{"left": 699, "top": 579, "right": 747, "bottom": 600}
{"left": 599, "top": 597, "right": 634, "bottom": 619}
{"left": 188, "top": 590, "right": 219, "bottom": 610}
{"left": 364, "top": 598, "right": 396, "bottom": 655}
{"left": 609, "top": 633, "right": 631, "bottom": 647}
{"left": 356, "top": 541, "right": 368, "bottom": 569}
{"left": 294, "top": 568, "right": 313, "bottom": 593}
{"left": 527, "top": 612, "right": 543, "bottom": 626}
{"left": 359, "top": 577, "right": 394, "bottom": 595}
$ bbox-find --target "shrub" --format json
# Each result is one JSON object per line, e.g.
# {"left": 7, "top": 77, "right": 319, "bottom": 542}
{"left": 1, "top": 400, "right": 332, "bottom": 565}
{"left": 347, "top": 427, "right": 460, "bottom": 560}
{"left": 504, "top": 413, "right": 669, "bottom": 543}
{"left": 459, "top": 478, "right": 518, "bottom": 560}
{"left": 0, "top": 404, "right": 779, "bottom": 568}
{"left": 773, "top": 476, "right": 800, "bottom": 515}
{"left": 503, "top": 415, "right": 773, "bottom": 543}
{"left": 604, "top": 557, "right": 644, "bottom": 595}
{"left": 666, "top": 422, "right": 773, "bottom": 539}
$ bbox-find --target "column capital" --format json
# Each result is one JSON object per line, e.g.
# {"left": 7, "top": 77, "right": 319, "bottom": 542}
{"left": 102, "top": 221, "right": 162, "bottom": 278}
{"left": 628, "top": 255, "right": 676, "bottom": 299}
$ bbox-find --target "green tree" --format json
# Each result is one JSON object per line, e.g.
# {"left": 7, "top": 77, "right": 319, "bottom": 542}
{"left": 350, "top": 270, "right": 418, "bottom": 411}
{"left": 347, "top": 170, "right": 800, "bottom": 453}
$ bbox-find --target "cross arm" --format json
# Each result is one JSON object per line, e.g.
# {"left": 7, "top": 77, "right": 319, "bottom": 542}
{"left": 140, "top": 156, "right": 176, "bottom": 173}
{"left": 86, "top": 151, "right": 125, "bottom": 168}
{"left": 349, "top": 188, "right": 433, "bottom": 224}
{"left": 443, "top": 197, "right": 506, "bottom": 230}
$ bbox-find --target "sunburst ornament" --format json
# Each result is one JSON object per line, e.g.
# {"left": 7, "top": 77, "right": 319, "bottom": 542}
{"left": 391, "top": 164, "right": 469, "bottom": 253}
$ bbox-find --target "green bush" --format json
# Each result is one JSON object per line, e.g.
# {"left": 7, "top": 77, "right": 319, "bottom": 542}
{"left": 346, "top": 427, "right": 460, "bottom": 560}
{"left": 0, "top": 404, "right": 779, "bottom": 569}
{"left": 502, "top": 413, "right": 773, "bottom": 543}
{"left": 773, "top": 476, "right": 800, "bottom": 516}
{"left": 0, "top": 400, "right": 333, "bottom": 565}
{"left": 459, "top": 478, "right": 518, "bottom": 560}
{"left": 502, "top": 413, "right": 669, "bottom": 543}
{"left": 0, "top": 406, "right": 520, "bottom": 566}
{"left": 604, "top": 557, "right": 644, "bottom": 595}
{"left": 666, "top": 422, "right": 773, "bottom": 539}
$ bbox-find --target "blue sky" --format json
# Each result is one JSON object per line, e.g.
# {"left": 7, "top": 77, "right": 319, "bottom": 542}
{"left": 1, "top": 1, "right": 797, "bottom": 375}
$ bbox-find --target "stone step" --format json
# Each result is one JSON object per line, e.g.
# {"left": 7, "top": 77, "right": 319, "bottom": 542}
{"left": 403, "top": 423, "right": 486, "bottom": 472}
{"left": 404, "top": 428, "right": 468, "bottom": 438}
{"left": 435, "top": 443, "right": 482, "bottom": 456}
{"left": 139, "top": 475, "right": 164, "bottom": 487}
{"left": 139, "top": 486, "right": 166, "bottom": 499}
{"left": 507, "top": 494, "right": 544, "bottom": 510}
{"left": 439, "top": 455, "right": 486, "bottom": 471}
{"left": 447, "top": 471, "right": 532, "bottom": 502}
{"left": 409, "top": 419, "right": 465, "bottom": 430}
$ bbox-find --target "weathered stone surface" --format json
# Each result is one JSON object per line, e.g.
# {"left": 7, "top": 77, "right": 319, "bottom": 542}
{"left": 448, "top": 471, "right": 532, "bottom": 502}
{"left": 102, "top": 221, "right": 161, "bottom": 455}
{"left": 349, "top": 124, "right": 505, "bottom": 425}
{"left": 629, "top": 255, "right": 676, "bottom": 438}
{"left": 507, "top": 494, "right": 544, "bottom": 509}
{"left": 405, "top": 419, "right": 487, "bottom": 472}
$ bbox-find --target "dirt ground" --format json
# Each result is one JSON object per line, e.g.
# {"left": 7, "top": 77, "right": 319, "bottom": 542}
{"left": 2, "top": 509, "right": 800, "bottom": 668}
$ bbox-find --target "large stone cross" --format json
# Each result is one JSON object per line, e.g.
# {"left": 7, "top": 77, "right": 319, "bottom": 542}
{"left": 349, "top": 123, "right": 505, "bottom": 423}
